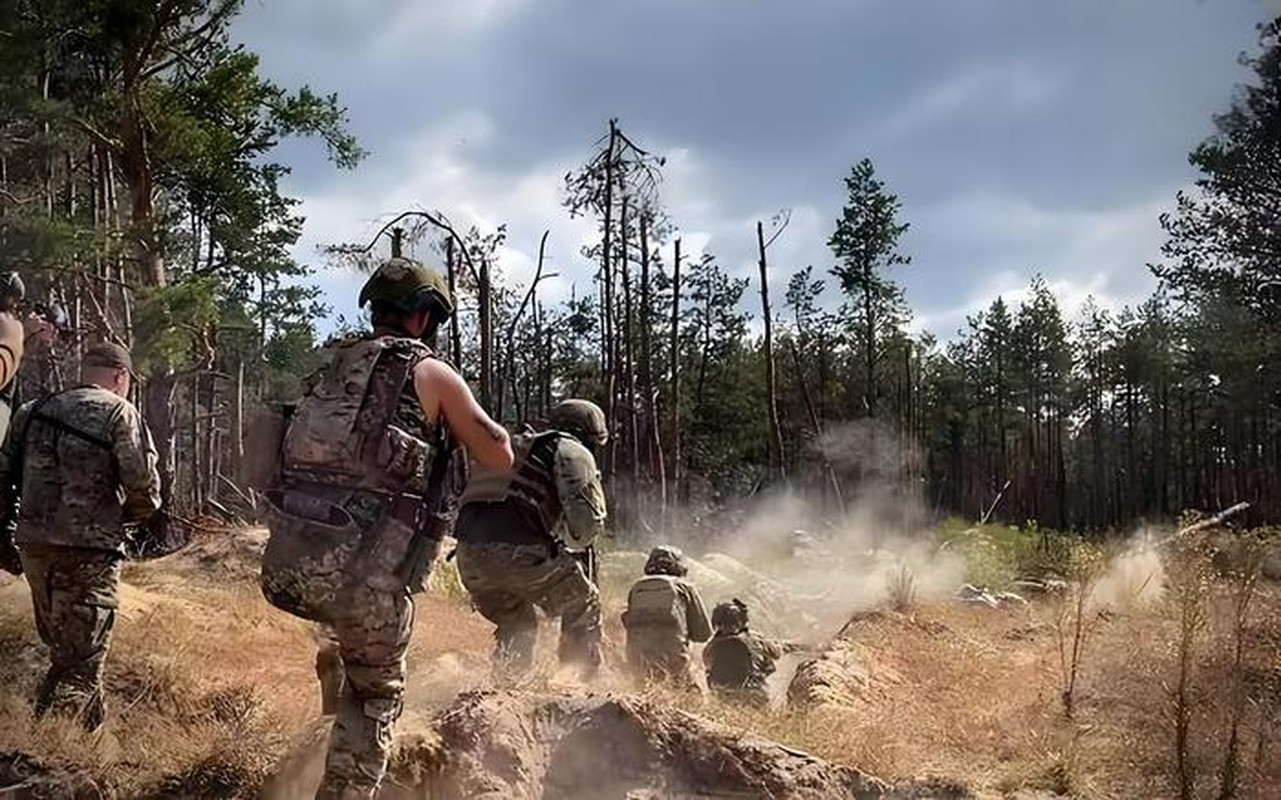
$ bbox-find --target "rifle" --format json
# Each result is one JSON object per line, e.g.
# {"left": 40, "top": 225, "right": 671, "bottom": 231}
{"left": 398, "top": 438, "right": 456, "bottom": 593}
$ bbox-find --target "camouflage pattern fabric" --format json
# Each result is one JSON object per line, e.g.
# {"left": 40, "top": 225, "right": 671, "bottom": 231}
{"left": 316, "top": 580, "right": 412, "bottom": 800}
{"left": 454, "top": 538, "right": 601, "bottom": 676}
{"left": 703, "top": 630, "right": 783, "bottom": 708}
{"left": 4, "top": 386, "right": 160, "bottom": 553}
{"left": 18, "top": 541, "right": 122, "bottom": 731}
{"left": 622, "top": 576, "right": 711, "bottom": 688}
{"left": 262, "top": 329, "right": 450, "bottom": 800}
{"left": 459, "top": 434, "right": 606, "bottom": 549}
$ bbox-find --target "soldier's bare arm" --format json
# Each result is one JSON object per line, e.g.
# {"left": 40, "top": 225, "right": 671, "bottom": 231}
{"left": 110, "top": 405, "right": 162, "bottom": 522}
{"left": 552, "top": 439, "right": 606, "bottom": 548}
{"left": 412, "top": 358, "right": 513, "bottom": 471}
{"left": 684, "top": 585, "right": 713, "bottom": 643}
{"left": 0, "top": 315, "right": 22, "bottom": 391}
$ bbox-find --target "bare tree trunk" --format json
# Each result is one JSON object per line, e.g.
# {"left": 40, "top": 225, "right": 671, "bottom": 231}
{"left": 788, "top": 339, "right": 844, "bottom": 512}
{"left": 669, "top": 238, "right": 683, "bottom": 508}
{"left": 478, "top": 250, "right": 494, "bottom": 410}
{"left": 600, "top": 122, "right": 618, "bottom": 478}
{"left": 620, "top": 195, "right": 639, "bottom": 481}
{"left": 446, "top": 237, "right": 462, "bottom": 366}
{"left": 757, "top": 220, "right": 785, "bottom": 482}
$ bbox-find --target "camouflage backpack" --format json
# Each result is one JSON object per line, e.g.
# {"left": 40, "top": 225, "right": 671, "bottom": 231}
{"left": 281, "top": 335, "right": 435, "bottom": 493}
{"left": 623, "top": 574, "right": 686, "bottom": 634}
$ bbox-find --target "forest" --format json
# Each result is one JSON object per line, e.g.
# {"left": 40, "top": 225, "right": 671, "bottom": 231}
{"left": 3, "top": 0, "right": 1280, "bottom": 535}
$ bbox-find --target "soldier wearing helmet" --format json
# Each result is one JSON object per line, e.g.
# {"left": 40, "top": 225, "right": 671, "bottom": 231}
{"left": 454, "top": 398, "right": 609, "bottom": 680}
{"left": 621, "top": 545, "right": 712, "bottom": 689}
{"left": 703, "top": 598, "right": 785, "bottom": 708}
{"left": 259, "top": 256, "right": 512, "bottom": 800}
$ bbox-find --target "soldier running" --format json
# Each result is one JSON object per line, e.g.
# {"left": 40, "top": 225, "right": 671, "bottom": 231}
{"left": 259, "top": 257, "right": 512, "bottom": 800}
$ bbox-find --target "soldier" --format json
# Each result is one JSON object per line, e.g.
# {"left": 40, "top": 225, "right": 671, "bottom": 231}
{"left": 702, "top": 598, "right": 785, "bottom": 708}
{"left": 0, "top": 342, "right": 162, "bottom": 731}
{"left": 621, "top": 545, "right": 712, "bottom": 689}
{"left": 0, "top": 273, "right": 26, "bottom": 440}
{"left": 259, "top": 257, "right": 512, "bottom": 800}
{"left": 454, "top": 399, "right": 608, "bottom": 680}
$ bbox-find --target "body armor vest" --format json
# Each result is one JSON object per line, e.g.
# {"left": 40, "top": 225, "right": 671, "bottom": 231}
{"left": 282, "top": 335, "right": 440, "bottom": 497}
{"left": 459, "top": 431, "right": 565, "bottom": 537}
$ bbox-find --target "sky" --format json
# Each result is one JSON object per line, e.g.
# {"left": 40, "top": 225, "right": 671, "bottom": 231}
{"left": 232, "top": 0, "right": 1273, "bottom": 339}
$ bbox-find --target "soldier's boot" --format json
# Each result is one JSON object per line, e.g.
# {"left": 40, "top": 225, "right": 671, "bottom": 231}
{"left": 316, "top": 642, "right": 346, "bottom": 715}
{"left": 493, "top": 618, "right": 538, "bottom": 681}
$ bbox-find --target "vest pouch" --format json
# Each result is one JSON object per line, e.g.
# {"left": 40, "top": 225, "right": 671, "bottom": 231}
{"left": 260, "top": 490, "right": 360, "bottom": 624}
{"left": 375, "top": 425, "right": 431, "bottom": 488}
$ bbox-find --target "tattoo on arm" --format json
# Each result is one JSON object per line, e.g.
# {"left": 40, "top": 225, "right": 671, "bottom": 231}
{"left": 476, "top": 412, "right": 505, "bottom": 441}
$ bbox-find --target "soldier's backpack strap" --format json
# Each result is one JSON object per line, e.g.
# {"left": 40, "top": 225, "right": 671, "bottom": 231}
{"left": 359, "top": 340, "right": 433, "bottom": 472}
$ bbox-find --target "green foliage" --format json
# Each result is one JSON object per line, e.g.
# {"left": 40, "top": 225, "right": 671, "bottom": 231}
{"left": 938, "top": 518, "right": 1081, "bottom": 590}
{"left": 132, "top": 279, "right": 221, "bottom": 371}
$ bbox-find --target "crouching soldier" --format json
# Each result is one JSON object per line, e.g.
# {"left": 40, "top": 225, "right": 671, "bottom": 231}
{"left": 621, "top": 545, "right": 711, "bottom": 689}
{"left": 703, "top": 599, "right": 785, "bottom": 708}
{"left": 454, "top": 399, "right": 609, "bottom": 680}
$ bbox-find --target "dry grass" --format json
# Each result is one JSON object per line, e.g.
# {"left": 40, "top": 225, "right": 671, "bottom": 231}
{"left": 1, "top": 526, "right": 1279, "bottom": 799}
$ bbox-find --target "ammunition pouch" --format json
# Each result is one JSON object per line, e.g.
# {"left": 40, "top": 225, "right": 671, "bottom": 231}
{"left": 260, "top": 489, "right": 361, "bottom": 623}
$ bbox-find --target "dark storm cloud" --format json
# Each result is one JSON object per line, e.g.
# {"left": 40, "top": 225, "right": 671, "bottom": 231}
{"left": 232, "top": 0, "right": 1270, "bottom": 333}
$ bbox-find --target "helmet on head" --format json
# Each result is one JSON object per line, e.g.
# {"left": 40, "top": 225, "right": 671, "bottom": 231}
{"left": 644, "top": 545, "right": 687, "bottom": 577}
{"left": 358, "top": 257, "right": 454, "bottom": 320}
{"left": 39, "top": 302, "right": 70, "bottom": 334}
{"left": 712, "top": 598, "right": 749, "bottom": 634}
{"left": 548, "top": 399, "right": 608, "bottom": 447}
{"left": 0, "top": 272, "right": 24, "bottom": 310}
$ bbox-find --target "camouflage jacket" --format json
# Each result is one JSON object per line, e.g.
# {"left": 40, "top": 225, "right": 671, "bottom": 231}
{"left": 2, "top": 386, "right": 161, "bottom": 553}
{"left": 703, "top": 630, "right": 783, "bottom": 692}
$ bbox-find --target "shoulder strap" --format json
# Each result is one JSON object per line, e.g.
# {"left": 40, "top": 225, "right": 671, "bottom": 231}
{"left": 29, "top": 394, "right": 116, "bottom": 451}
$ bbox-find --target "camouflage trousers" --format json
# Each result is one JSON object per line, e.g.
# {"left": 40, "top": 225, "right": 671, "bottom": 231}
{"left": 18, "top": 542, "right": 122, "bottom": 731}
{"left": 625, "top": 631, "right": 696, "bottom": 691}
{"left": 455, "top": 540, "right": 601, "bottom": 677}
{"left": 261, "top": 492, "right": 423, "bottom": 800}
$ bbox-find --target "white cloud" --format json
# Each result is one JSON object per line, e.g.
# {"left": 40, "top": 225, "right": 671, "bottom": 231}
{"left": 911, "top": 189, "right": 1174, "bottom": 336}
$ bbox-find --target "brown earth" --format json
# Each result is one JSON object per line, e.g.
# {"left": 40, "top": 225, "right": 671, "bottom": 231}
{"left": 0, "top": 526, "right": 1278, "bottom": 799}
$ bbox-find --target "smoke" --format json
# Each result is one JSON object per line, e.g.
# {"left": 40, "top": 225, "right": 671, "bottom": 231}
{"left": 607, "top": 421, "right": 964, "bottom": 645}
{"left": 1093, "top": 533, "right": 1165, "bottom": 611}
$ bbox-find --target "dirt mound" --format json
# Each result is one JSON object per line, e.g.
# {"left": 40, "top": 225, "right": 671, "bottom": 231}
{"left": 266, "top": 690, "right": 968, "bottom": 799}
{"left": 787, "top": 611, "right": 909, "bottom": 710}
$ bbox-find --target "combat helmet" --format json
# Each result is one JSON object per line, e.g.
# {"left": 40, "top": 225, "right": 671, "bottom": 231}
{"left": 358, "top": 257, "right": 454, "bottom": 319}
{"left": 644, "top": 545, "right": 687, "bottom": 577}
{"left": 549, "top": 399, "right": 608, "bottom": 447}
{"left": 712, "top": 598, "right": 749, "bottom": 634}
{"left": 0, "top": 272, "right": 24, "bottom": 311}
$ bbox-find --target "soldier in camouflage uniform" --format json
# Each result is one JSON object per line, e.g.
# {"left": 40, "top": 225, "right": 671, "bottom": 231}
{"left": 702, "top": 599, "right": 784, "bottom": 708}
{"left": 0, "top": 342, "right": 162, "bottom": 731}
{"left": 621, "top": 545, "right": 711, "bottom": 689}
{"left": 454, "top": 399, "right": 608, "bottom": 679}
{"left": 260, "top": 257, "right": 512, "bottom": 800}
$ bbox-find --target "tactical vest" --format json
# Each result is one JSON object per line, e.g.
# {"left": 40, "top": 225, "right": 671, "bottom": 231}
{"left": 624, "top": 574, "right": 687, "bottom": 634}
{"left": 281, "top": 335, "right": 440, "bottom": 497}
{"left": 458, "top": 431, "right": 564, "bottom": 536}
